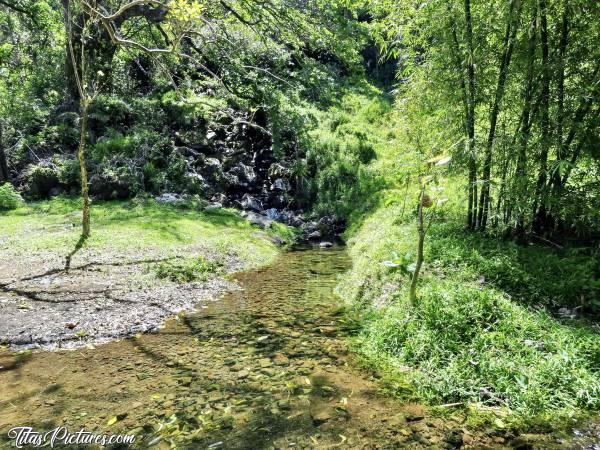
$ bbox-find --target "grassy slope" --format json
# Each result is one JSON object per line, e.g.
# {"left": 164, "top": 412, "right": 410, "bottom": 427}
{"left": 0, "top": 197, "right": 295, "bottom": 268}
{"left": 327, "top": 84, "right": 600, "bottom": 428}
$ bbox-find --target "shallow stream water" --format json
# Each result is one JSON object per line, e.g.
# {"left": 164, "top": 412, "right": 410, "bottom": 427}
{"left": 0, "top": 245, "right": 598, "bottom": 449}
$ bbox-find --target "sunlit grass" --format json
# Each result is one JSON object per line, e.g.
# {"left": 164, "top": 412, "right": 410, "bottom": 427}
{"left": 0, "top": 196, "right": 296, "bottom": 268}
{"left": 339, "top": 200, "right": 600, "bottom": 425}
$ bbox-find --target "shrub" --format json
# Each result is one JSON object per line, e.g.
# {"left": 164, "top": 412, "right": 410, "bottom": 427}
{"left": 23, "top": 163, "right": 59, "bottom": 199}
{"left": 55, "top": 156, "right": 80, "bottom": 188}
{"left": 0, "top": 183, "right": 23, "bottom": 210}
{"left": 154, "top": 256, "right": 222, "bottom": 283}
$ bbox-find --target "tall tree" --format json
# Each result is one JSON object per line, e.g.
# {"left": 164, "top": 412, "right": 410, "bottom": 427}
{"left": 477, "top": 0, "right": 522, "bottom": 231}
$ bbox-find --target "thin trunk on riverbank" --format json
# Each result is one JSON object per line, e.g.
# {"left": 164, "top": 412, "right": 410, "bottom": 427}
{"left": 409, "top": 187, "right": 425, "bottom": 305}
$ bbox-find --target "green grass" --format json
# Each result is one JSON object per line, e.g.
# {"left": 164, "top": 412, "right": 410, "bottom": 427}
{"left": 0, "top": 196, "right": 296, "bottom": 268}
{"left": 154, "top": 256, "right": 223, "bottom": 282}
{"left": 339, "top": 201, "right": 600, "bottom": 424}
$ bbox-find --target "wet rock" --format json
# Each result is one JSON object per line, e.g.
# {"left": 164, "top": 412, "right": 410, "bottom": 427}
{"left": 319, "top": 242, "right": 333, "bottom": 248}
{"left": 308, "top": 230, "right": 322, "bottom": 240}
{"left": 310, "top": 404, "right": 334, "bottom": 426}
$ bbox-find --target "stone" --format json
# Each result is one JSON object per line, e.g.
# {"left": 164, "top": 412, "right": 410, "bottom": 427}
{"left": 258, "top": 358, "right": 273, "bottom": 368}
{"left": 208, "top": 392, "right": 223, "bottom": 402}
{"left": 271, "top": 178, "right": 289, "bottom": 192}
{"left": 244, "top": 212, "right": 272, "bottom": 229}
{"left": 308, "top": 230, "right": 322, "bottom": 240}
{"left": 406, "top": 413, "right": 424, "bottom": 422}
{"left": 203, "top": 158, "right": 222, "bottom": 174}
{"left": 319, "top": 241, "right": 333, "bottom": 248}
{"left": 231, "top": 163, "right": 257, "bottom": 186}
{"left": 155, "top": 193, "right": 181, "bottom": 205}
{"left": 211, "top": 193, "right": 228, "bottom": 205}
{"left": 310, "top": 404, "right": 334, "bottom": 426}
{"left": 204, "top": 202, "right": 222, "bottom": 211}
{"left": 445, "top": 430, "right": 464, "bottom": 448}
{"left": 240, "top": 194, "right": 263, "bottom": 212}
{"left": 268, "top": 163, "right": 289, "bottom": 178}
{"left": 265, "top": 208, "right": 280, "bottom": 220}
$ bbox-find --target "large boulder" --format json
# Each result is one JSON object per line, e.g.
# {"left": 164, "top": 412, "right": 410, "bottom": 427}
{"left": 240, "top": 194, "right": 263, "bottom": 212}
{"left": 89, "top": 172, "right": 130, "bottom": 200}
{"left": 242, "top": 211, "right": 272, "bottom": 229}
{"left": 23, "top": 163, "right": 60, "bottom": 199}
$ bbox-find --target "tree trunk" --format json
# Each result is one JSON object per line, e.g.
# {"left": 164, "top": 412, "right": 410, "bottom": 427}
{"left": 464, "top": 0, "right": 477, "bottom": 230}
{"left": 532, "top": 0, "right": 551, "bottom": 234}
{"left": 477, "top": 0, "right": 522, "bottom": 231}
{"left": 78, "top": 101, "right": 91, "bottom": 238}
{"left": 514, "top": 1, "right": 538, "bottom": 237}
{"left": 0, "top": 121, "right": 8, "bottom": 183}
{"left": 550, "top": 0, "right": 568, "bottom": 197}
{"left": 409, "top": 188, "right": 425, "bottom": 305}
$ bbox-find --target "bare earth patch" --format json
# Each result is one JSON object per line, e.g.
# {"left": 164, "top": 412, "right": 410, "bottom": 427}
{"left": 0, "top": 245, "right": 245, "bottom": 351}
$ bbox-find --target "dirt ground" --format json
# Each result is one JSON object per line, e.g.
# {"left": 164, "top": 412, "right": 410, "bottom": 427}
{"left": 0, "top": 244, "right": 244, "bottom": 351}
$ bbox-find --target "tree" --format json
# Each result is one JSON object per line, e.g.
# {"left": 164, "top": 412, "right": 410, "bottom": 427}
{"left": 409, "top": 156, "right": 452, "bottom": 304}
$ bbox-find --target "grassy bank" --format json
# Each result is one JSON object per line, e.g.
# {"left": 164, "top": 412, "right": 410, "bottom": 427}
{"left": 315, "top": 85, "right": 600, "bottom": 430}
{"left": 0, "top": 197, "right": 296, "bottom": 268}
{"left": 338, "top": 199, "right": 600, "bottom": 429}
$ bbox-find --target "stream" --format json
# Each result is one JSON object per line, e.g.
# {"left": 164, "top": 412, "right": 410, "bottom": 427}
{"left": 0, "top": 245, "right": 598, "bottom": 449}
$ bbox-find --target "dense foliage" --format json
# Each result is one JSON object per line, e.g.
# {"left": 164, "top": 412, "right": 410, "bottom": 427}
{"left": 372, "top": 0, "right": 600, "bottom": 241}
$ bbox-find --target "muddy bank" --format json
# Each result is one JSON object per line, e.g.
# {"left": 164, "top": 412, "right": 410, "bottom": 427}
{"left": 0, "top": 245, "right": 247, "bottom": 351}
